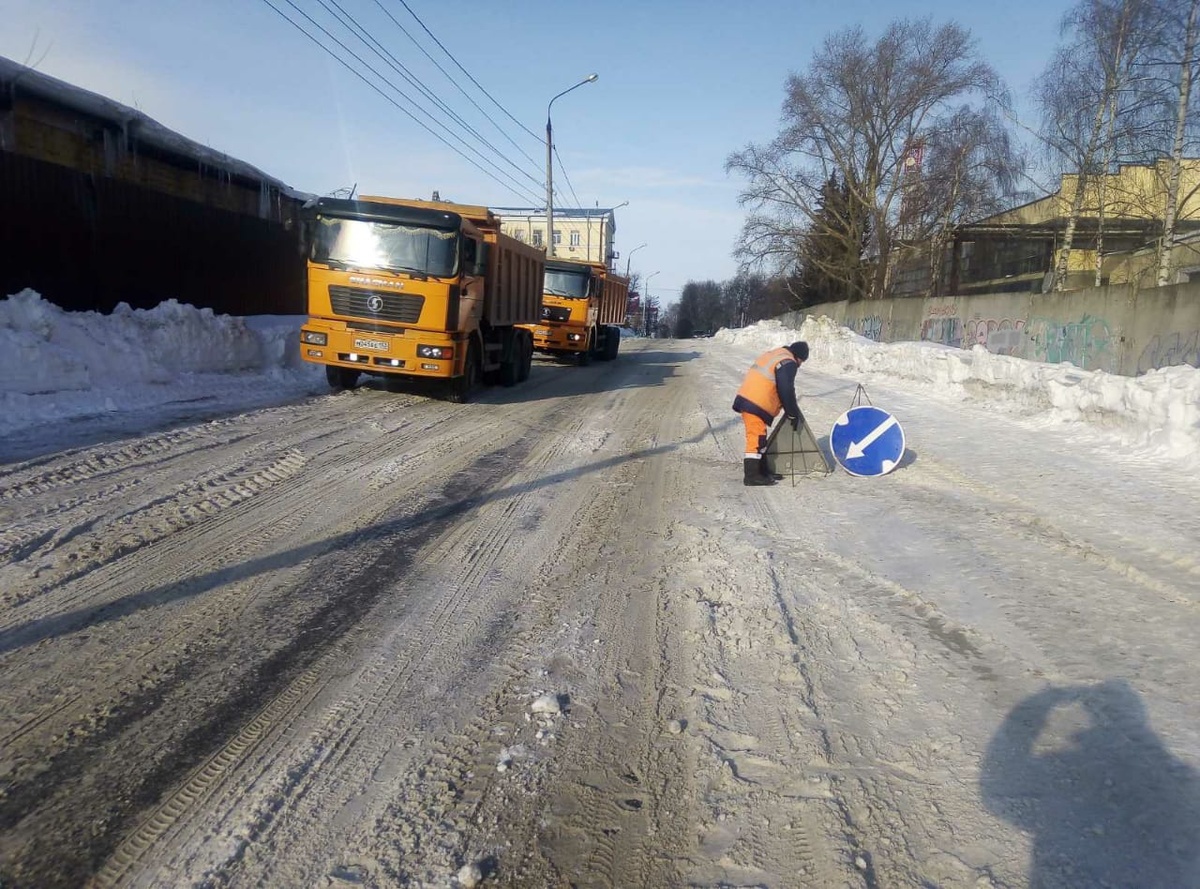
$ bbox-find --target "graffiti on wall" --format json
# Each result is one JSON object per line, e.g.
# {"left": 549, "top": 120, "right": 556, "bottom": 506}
{"left": 921, "top": 316, "right": 964, "bottom": 348}
{"left": 856, "top": 315, "right": 884, "bottom": 341}
{"left": 927, "top": 300, "right": 960, "bottom": 318}
{"left": 1137, "top": 330, "right": 1200, "bottom": 373}
{"left": 964, "top": 318, "right": 1027, "bottom": 355}
{"left": 1027, "top": 315, "right": 1117, "bottom": 371}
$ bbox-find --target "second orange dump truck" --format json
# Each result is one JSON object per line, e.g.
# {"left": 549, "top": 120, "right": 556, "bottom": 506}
{"left": 300, "top": 196, "right": 544, "bottom": 402}
{"left": 522, "top": 258, "right": 629, "bottom": 365}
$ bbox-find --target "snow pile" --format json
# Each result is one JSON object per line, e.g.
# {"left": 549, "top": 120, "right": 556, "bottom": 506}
{"left": 3, "top": 288, "right": 1197, "bottom": 464}
{"left": 714, "top": 315, "right": 1200, "bottom": 462}
{"left": 0, "top": 289, "right": 322, "bottom": 438}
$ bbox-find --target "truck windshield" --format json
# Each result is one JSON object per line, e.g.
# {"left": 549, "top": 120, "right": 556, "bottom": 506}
{"left": 544, "top": 268, "right": 591, "bottom": 298}
{"left": 312, "top": 216, "right": 459, "bottom": 278}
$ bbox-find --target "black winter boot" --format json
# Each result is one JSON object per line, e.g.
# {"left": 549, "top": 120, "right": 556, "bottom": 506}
{"left": 744, "top": 458, "right": 775, "bottom": 486}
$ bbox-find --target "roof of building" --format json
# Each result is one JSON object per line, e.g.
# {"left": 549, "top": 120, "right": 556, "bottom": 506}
{"left": 0, "top": 55, "right": 310, "bottom": 199}
{"left": 491, "top": 206, "right": 617, "bottom": 218}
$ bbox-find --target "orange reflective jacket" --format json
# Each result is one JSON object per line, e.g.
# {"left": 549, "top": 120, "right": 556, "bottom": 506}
{"left": 735, "top": 346, "right": 796, "bottom": 417}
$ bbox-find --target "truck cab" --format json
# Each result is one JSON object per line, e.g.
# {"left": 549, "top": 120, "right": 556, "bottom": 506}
{"left": 300, "top": 196, "right": 541, "bottom": 401}
{"left": 523, "top": 258, "right": 626, "bottom": 365}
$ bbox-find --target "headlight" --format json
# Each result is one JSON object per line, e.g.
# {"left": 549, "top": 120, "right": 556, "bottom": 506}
{"left": 301, "top": 330, "right": 328, "bottom": 345}
{"left": 417, "top": 344, "right": 453, "bottom": 359}
{"left": 567, "top": 333, "right": 583, "bottom": 342}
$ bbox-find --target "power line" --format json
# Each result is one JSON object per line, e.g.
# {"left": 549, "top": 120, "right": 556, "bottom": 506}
{"left": 259, "top": 0, "right": 543, "bottom": 204}
{"left": 553, "top": 145, "right": 584, "bottom": 210}
{"left": 371, "top": 0, "right": 544, "bottom": 172}
{"left": 317, "top": 0, "right": 542, "bottom": 189}
{"left": 393, "top": 0, "right": 542, "bottom": 142}
{"left": 291, "top": 0, "right": 540, "bottom": 198}
{"left": 328, "top": 0, "right": 592, "bottom": 215}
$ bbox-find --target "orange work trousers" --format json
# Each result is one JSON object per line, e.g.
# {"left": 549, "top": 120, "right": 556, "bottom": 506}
{"left": 740, "top": 412, "right": 770, "bottom": 457}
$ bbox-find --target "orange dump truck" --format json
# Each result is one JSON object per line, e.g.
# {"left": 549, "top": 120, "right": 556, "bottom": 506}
{"left": 300, "top": 196, "right": 543, "bottom": 401}
{"left": 523, "top": 258, "right": 629, "bottom": 365}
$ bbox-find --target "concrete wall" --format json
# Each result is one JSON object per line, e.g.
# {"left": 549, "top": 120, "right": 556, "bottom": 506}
{"left": 782, "top": 281, "right": 1200, "bottom": 376}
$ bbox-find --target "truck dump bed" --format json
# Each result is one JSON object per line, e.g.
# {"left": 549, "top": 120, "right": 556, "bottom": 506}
{"left": 595, "top": 268, "right": 629, "bottom": 326}
{"left": 485, "top": 234, "right": 544, "bottom": 327}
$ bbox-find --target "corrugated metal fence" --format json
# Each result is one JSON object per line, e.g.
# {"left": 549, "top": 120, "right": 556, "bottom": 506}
{"left": 0, "top": 151, "right": 306, "bottom": 315}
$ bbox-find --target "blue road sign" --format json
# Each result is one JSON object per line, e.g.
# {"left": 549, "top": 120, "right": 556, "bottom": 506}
{"left": 830, "top": 405, "right": 905, "bottom": 477}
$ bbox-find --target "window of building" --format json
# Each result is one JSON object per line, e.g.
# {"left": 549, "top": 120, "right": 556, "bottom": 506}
{"left": 570, "top": 231, "right": 581, "bottom": 247}
{"left": 532, "top": 230, "right": 543, "bottom": 247}
{"left": 514, "top": 230, "right": 525, "bottom": 242}
{"left": 553, "top": 231, "right": 562, "bottom": 246}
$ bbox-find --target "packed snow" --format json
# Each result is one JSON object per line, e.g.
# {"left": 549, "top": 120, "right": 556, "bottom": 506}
{"left": 4, "top": 286, "right": 1200, "bottom": 886}
{"left": 0, "top": 289, "right": 325, "bottom": 443}
{"left": 3, "top": 288, "right": 1197, "bottom": 468}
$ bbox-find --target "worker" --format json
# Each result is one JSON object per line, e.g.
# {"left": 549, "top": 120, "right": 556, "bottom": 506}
{"left": 732, "top": 341, "right": 808, "bottom": 486}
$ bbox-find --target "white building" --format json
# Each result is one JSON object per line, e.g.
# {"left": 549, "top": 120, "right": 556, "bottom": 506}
{"left": 491, "top": 206, "right": 620, "bottom": 268}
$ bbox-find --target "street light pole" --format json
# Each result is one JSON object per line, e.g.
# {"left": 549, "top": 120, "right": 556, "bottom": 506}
{"left": 625, "top": 242, "right": 647, "bottom": 278}
{"left": 546, "top": 73, "right": 598, "bottom": 258}
{"left": 644, "top": 270, "right": 661, "bottom": 337}
{"left": 602, "top": 200, "right": 628, "bottom": 269}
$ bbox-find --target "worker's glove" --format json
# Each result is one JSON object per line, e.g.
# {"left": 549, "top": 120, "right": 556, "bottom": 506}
{"left": 787, "top": 415, "right": 800, "bottom": 431}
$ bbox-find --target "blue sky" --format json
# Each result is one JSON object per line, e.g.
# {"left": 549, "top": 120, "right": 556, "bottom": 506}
{"left": 5, "top": 0, "right": 1071, "bottom": 305}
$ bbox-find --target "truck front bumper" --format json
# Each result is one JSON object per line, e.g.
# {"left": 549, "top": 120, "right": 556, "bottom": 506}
{"left": 300, "top": 321, "right": 461, "bottom": 379}
{"left": 529, "top": 323, "right": 587, "bottom": 353}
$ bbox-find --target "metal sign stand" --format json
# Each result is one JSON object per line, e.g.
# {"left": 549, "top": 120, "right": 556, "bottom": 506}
{"left": 850, "top": 383, "right": 872, "bottom": 408}
{"left": 763, "top": 409, "right": 832, "bottom": 485}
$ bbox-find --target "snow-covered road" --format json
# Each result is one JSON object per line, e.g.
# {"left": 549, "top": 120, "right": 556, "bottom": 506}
{"left": 2, "top": 330, "right": 1199, "bottom": 888}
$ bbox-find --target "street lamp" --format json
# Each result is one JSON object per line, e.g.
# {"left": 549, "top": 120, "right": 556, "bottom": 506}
{"left": 600, "top": 201, "right": 628, "bottom": 269}
{"left": 644, "top": 270, "right": 661, "bottom": 337}
{"left": 546, "top": 73, "right": 598, "bottom": 258}
{"left": 625, "top": 242, "right": 647, "bottom": 278}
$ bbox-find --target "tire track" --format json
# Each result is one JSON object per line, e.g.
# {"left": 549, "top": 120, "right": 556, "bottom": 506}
{"left": 0, "top": 394, "right": 523, "bottom": 883}
{"left": 0, "top": 402, "right": 509, "bottom": 765}
{"left": 89, "top": 398, "right": 593, "bottom": 886}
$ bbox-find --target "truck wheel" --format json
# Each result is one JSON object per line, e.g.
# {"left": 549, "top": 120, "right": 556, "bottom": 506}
{"left": 517, "top": 330, "right": 533, "bottom": 382}
{"left": 326, "top": 365, "right": 360, "bottom": 391}
{"left": 448, "top": 340, "right": 481, "bottom": 403}
{"left": 603, "top": 325, "right": 620, "bottom": 361}
{"left": 499, "top": 343, "right": 520, "bottom": 387}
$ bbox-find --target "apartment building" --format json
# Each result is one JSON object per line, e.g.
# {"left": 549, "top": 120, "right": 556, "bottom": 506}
{"left": 491, "top": 206, "right": 619, "bottom": 268}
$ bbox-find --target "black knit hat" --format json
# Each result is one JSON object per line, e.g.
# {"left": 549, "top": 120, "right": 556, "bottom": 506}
{"left": 788, "top": 341, "right": 809, "bottom": 361}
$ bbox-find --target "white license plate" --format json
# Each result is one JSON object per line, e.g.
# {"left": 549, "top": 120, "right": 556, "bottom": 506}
{"left": 354, "top": 337, "right": 388, "bottom": 351}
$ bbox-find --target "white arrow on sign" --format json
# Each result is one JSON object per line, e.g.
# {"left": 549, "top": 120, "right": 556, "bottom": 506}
{"left": 846, "top": 414, "right": 898, "bottom": 459}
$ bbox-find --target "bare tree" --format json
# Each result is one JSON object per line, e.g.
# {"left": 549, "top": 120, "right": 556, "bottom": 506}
{"left": 1147, "top": 0, "right": 1200, "bottom": 284}
{"left": 727, "top": 18, "right": 1002, "bottom": 300}
{"left": 723, "top": 275, "right": 754, "bottom": 328}
{"left": 906, "top": 106, "right": 1028, "bottom": 296}
{"left": 723, "top": 273, "right": 778, "bottom": 327}
{"left": 1035, "top": 0, "right": 1159, "bottom": 290}
{"left": 673, "top": 281, "right": 725, "bottom": 337}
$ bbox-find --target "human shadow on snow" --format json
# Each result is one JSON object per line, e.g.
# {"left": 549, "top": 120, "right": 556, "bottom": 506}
{"left": 980, "top": 679, "right": 1200, "bottom": 888}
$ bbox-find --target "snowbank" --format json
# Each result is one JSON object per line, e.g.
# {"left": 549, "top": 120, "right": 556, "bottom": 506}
{"left": 714, "top": 316, "right": 1200, "bottom": 463}
{"left": 0, "top": 290, "right": 321, "bottom": 438}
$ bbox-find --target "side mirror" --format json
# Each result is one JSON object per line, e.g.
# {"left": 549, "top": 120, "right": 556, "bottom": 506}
{"left": 473, "top": 242, "right": 490, "bottom": 277}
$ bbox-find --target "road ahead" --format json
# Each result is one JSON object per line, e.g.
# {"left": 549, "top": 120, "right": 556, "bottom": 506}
{"left": 2, "top": 338, "right": 1198, "bottom": 888}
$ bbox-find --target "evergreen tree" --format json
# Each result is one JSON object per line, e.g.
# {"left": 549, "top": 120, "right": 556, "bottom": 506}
{"left": 795, "top": 175, "right": 871, "bottom": 305}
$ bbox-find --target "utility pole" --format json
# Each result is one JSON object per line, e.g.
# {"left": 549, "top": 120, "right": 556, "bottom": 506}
{"left": 644, "top": 271, "right": 661, "bottom": 337}
{"left": 546, "top": 74, "right": 597, "bottom": 257}
{"left": 625, "top": 242, "right": 646, "bottom": 278}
